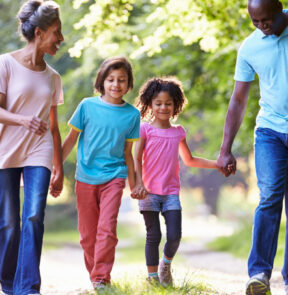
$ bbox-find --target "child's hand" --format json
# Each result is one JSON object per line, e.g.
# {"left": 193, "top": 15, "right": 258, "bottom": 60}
{"left": 131, "top": 184, "right": 149, "bottom": 200}
{"left": 227, "top": 163, "right": 236, "bottom": 175}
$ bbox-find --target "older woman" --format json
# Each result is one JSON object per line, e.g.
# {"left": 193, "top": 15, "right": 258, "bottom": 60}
{"left": 0, "top": 1, "right": 64, "bottom": 294}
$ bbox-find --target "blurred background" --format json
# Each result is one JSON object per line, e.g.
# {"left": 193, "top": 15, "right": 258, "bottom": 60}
{"left": 1, "top": 0, "right": 288, "bottom": 292}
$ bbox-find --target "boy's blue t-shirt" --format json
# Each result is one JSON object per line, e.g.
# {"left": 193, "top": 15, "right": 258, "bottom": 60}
{"left": 69, "top": 96, "right": 140, "bottom": 185}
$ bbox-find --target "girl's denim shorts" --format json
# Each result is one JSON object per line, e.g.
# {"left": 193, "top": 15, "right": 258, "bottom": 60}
{"left": 139, "top": 193, "right": 181, "bottom": 213}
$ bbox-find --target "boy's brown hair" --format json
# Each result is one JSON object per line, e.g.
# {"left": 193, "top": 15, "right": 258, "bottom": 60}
{"left": 94, "top": 57, "right": 134, "bottom": 95}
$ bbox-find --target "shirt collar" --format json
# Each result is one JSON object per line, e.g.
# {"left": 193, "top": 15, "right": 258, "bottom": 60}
{"left": 258, "top": 25, "right": 288, "bottom": 39}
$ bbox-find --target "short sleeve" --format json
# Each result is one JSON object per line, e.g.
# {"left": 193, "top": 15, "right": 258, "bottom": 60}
{"left": 140, "top": 122, "right": 148, "bottom": 139}
{"left": 178, "top": 125, "right": 186, "bottom": 141}
{"left": 234, "top": 51, "right": 255, "bottom": 82}
{"left": 126, "top": 111, "right": 140, "bottom": 142}
{"left": 52, "top": 74, "right": 64, "bottom": 106}
{"left": 0, "top": 55, "right": 9, "bottom": 95}
{"left": 68, "top": 100, "right": 85, "bottom": 132}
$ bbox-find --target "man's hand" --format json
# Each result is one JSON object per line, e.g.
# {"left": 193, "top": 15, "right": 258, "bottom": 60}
{"left": 217, "top": 151, "right": 237, "bottom": 177}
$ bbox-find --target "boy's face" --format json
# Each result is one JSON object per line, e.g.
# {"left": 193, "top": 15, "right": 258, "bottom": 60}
{"left": 102, "top": 68, "right": 129, "bottom": 103}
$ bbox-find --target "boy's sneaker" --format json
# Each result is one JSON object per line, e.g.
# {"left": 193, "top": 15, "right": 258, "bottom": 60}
{"left": 159, "top": 260, "right": 173, "bottom": 286}
{"left": 93, "top": 281, "right": 106, "bottom": 290}
{"left": 285, "top": 284, "right": 288, "bottom": 295}
{"left": 246, "top": 272, "right": 271, "bottom": 295}
{"left": 146, "top": 276, "right": 160, "bottom": 284}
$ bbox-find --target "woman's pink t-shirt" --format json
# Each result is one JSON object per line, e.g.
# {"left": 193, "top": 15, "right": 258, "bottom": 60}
{"left": 141, "top": 122, "right": 186, "bottom": 196}
{"left": 0, "top": 53, "right": 63, "bottom": 171}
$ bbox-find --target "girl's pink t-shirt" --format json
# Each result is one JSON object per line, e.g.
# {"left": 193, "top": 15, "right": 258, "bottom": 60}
{"left": 0, "top": 53, "right": 63, "bottom": 171}
{"left": 141, "top": 122, "right": 186, "bottom": 196}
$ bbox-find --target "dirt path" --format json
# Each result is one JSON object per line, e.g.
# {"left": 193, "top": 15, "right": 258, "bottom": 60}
{"left": 40, "top": 242, "right": 285, "bottom": 295}
{"left": 39, "top": 207, "right": 286, "bottom": 294}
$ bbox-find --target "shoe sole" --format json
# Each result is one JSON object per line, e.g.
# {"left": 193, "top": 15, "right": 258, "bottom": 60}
{"left": 246, "top": 279, "right": 271, "bottom": 295}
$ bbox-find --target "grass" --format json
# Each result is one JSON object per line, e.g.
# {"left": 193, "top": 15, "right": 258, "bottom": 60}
{"left": 78, "top": 278, "right": 214, "bottom": 295}
{"left": 208, "top": 219, "right": 286, "bottom": 268}
{"left": 43, "top": 229, "right": 80, "bottom": 249}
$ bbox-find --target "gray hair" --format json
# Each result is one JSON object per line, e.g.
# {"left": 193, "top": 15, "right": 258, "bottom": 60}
{"left": 17, "top": 0, "right": 60, "bottom": 42}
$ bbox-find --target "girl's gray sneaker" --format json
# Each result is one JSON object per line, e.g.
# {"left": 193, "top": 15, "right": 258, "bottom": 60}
{"left": 159, "top": 260, "right": 173, "bottom": 286}
{"left": 146, "top": 276, "right": 160, "bottom": 284}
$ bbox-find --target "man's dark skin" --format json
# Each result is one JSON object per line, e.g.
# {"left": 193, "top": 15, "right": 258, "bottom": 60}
{"left": 216, "top": 0, "right": 288, "bottom": 176}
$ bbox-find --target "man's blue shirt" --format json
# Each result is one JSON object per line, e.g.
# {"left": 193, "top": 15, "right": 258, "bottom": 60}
{"left": 69, "top": 96, "right": 140, "bottom": 185}
{"left": 234, "top": 10, "right": 288, "bottom": 133}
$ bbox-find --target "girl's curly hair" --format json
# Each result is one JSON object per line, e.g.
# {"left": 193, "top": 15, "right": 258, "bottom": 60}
{"left": 136, "top": 76, "right": 187, "bottom": 120}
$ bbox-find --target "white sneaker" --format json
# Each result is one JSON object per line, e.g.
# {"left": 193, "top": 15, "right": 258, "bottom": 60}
{"left": 159, "top": 260, "right": 173, "bottom": 286}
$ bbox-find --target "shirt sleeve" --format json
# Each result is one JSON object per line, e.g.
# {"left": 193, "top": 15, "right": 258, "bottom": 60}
{"left": 140, "top": 122, "right": 147, "bottom": 139}
{"left": 178, "top": 125, "right": 186, "bottom": 141}
{"left": 0, "top": 55, "right": 8, "bottom": 95}
{"left": 68, "top": 100, "right": 85, "bottom": 132}
{"left": 52, "top": 73, "right": 64, "bottom": 106}
{"left": 234, "top": 51, "right": 255, "bottom": 82}
{"left": 126, "top": 111, "right": 140, "bottom": 142}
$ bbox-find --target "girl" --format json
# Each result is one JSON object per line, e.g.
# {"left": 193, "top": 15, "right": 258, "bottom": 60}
{"left": 0, "top": 1, "right": 64, "bottom": 294}
{"left": 132, "top": 77, "right": 218, "bottom": 286}
{"left": 62, "top": 57, "right": 140, "bottom": 290}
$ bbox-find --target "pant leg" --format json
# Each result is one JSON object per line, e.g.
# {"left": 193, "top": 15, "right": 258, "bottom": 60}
{"left": 282, "top": 165, "right": 288, "bottom": 284}
{"left": 91, "top": 178, "right": 125, "bottom": 284}
{"left": 142, "top": 211, "right": 162, "bottom": 266}
{"left": 162, "top": 210, "right": 182, "bottom": 259}
{"left": 0, "top": 168, "right": 21, "bottom": 295}
{"left": 75, "top": 181, "right": 100, "bottom": 276}
{"left": 248, "top": 128, "right": 288, "bottom": 278}
{"left": 13, "top": 166, "right": 51, "bottom": 295}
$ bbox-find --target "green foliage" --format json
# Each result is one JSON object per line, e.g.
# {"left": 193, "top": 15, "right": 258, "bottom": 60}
{"left": 61, "top": 0, "right": 267, "bottom": 158}
{"left": 2, "top": 0, "right": 286, "bottom": 192}
{"left": 208, "top": 220, "right": 286, "bottom": 268}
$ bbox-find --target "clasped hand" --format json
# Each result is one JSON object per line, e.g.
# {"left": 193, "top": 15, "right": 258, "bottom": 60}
{"left": 131, "top": 183, "right": 149, "bottom": 200}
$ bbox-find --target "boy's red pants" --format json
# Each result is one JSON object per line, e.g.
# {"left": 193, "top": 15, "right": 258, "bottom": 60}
{"left": 75, "top": 178, "right": 125, "bottom": 284}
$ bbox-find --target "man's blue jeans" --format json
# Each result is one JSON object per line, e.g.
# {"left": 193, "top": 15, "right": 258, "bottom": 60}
{"left": 248, "top": 127, "right": 288, "bottom": 284}
{"left": 0, "top": 166, "right": 51, "bottom": 295}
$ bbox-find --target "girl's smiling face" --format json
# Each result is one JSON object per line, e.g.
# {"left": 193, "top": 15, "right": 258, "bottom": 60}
{"left": 151, "top": 91, "right": 175, "bottom": 122}
{"left": 102, "top": 68, "right": 129, "bottom": 104}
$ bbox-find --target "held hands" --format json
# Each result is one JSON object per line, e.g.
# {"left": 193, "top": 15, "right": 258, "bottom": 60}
{"left": 23, "top": 115, "right": 48, "bottom": 136}
{"left": 131, "top": 183, "right": 149, "bottom": 200}
{"left": 216, "top": 152, "right": 237, "bottom": 177}
{"left": 49, "top": 166, "right": 64, "bottom": 198}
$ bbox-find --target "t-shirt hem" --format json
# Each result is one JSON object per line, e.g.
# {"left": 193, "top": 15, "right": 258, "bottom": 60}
{"left": 75, "top": 174, "right": 127, "bottom": 185}
{"left": 148, "top": 190, "right": 180, "bottom": 196}
{"left": 255, "top": 121, "right": 288, "bottom": 134}
{"left": 0, "top": 160, "right": 52, "bottom": 171}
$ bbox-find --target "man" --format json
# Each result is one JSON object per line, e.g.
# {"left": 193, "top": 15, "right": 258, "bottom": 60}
{"left": 217, "top": 0, "right": 288, "bottom": 294}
